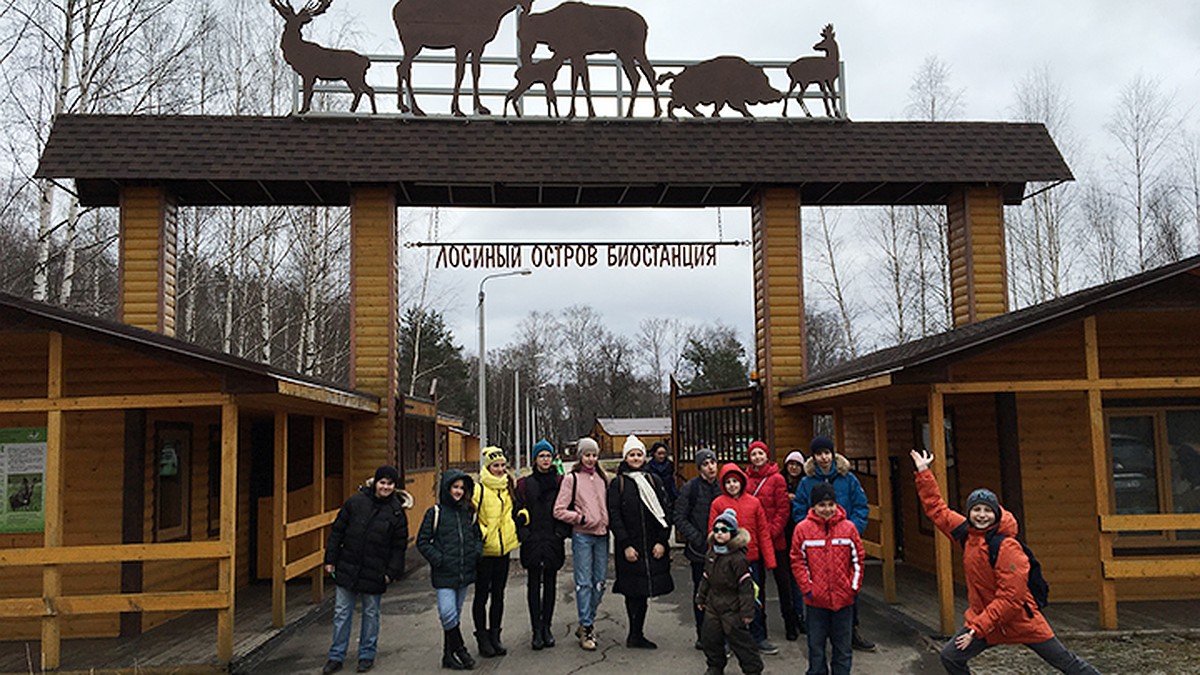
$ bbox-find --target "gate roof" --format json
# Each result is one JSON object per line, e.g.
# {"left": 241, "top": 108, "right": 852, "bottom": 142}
{"left": 37, "top": 115, "right": 1072, "bottom": 208}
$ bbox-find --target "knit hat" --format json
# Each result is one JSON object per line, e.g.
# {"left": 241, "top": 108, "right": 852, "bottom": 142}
{"left": 810, "top": 482, "right": 837, "bottom": 505}
{"left": 966, "top": 488, "right": 1002, "bottom": 519}
{"left": 713, "top": 507, "right": 739, "bottom": 531}
{"left": 577, "top": 437, "right": 599, "bottom": 456}
{"left": 784, "top": 451, "right": 805, "bottom": 466}
{"left": 622, "top": 434, "right": 646, "bottom": 459}
{"left": 482, "top": 446, "right": 507, "bottom": 468}
{"left": 810, "top": 436, "right": 835, "bottom": 453}
{"left": 533, "top": 439, "right": 556, "bottom": 458}
{"left": 695, "top": 448, "right": 717, "bottom": 467}
{"left": 374, "top": 465, "right": 400, "bottom": 485}
{"left": 747, "top": 440, "right": 770, "bottom": 457}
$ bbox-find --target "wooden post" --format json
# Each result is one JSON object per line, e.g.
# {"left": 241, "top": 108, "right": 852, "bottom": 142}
{"left": 217, "top": 402, "right": 239, "bottom": 663}
{"left": 1084, "top": 317, "right": 1117, "bottom": 629}
{"left": 42, "top": 332, "right": 64, "bottom": 670}
{"left": 312, "top": 416, "right": 326, "bottom": 604}
{"left": 873, "top": 404, "right": 896, "bottom": 603}
{"left": 343, "top": 423, "right": 354, "bottom": 504}
{"left": 750, "top": 187, "right": 809, "bottom": 454}
{"left": 947, "top": 186, "right": 1008, "bottom": 328}
{"left": 118, "top": 186, "right": 178, "bottom": 336}
{"left": 929, "top": 389, "right": 956, "bottom": 635}
{"left": 272, "top": 412, "right": 288, "bottom": 628}
{"left": 349, "top": 186, "right": 399, "bottom": 481}
{"left": 834, "top": 407, "right": 845, "bottom": 451}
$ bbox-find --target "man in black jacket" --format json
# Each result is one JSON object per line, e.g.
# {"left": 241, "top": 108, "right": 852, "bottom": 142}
{"left": 322, "top": 465, "right": 412, "bottom": 674}
{"left": 673, "top": 448, "right": 721, "bottom": 650}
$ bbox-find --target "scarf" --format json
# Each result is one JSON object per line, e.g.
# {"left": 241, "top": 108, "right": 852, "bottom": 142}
{"left": 580, "top": 463, "right": 595, "bottom": 474}
{"left": 713, "top": 543, "right": 729, "bottom": 554}
{"left": 626, "top": 469, "right": 668, "bottom": 529}
{"left": 480, "top": 468, "right": 511, "bottom": 499}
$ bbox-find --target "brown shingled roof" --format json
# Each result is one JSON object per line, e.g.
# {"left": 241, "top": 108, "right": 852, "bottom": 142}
{"left": 37, "top": 115, "right": 1072, "bottom": 207}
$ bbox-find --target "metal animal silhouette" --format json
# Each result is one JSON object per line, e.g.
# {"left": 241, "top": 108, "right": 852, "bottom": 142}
{"left": 657, "top": 56, "right": 782, "bottom": 120}
{"left": 393, "top": 0, "right": 532, "bottom": 116}
{"left": 504, "top": 55, "right": 567, "bottom": 117}
{"left": 270, "top": 0, "right": 377, "bottom": 114}
{"left": 517, "top": 2, "right": 660, "bottom": 119}
{"left": 784, "top": 24, "right": 840, "bottom": 117}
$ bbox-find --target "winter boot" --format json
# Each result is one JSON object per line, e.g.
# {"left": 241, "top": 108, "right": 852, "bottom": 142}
{"left": 784, "top": 615, "right": 800, "bottom": 641}
{"left": 541, "top": 621, "right": 556, "bottom": 648}
{"left": 531, "top": 619, "right": 545, "bottom": 650}
{"left": 474, "top": 629, "right": 497, "bottom": 658}
{"left": 489, "top": 627, "right": 508, "bottom": 655}
{"left": 851, "top": 626, "right": 877, "bottom": 652}
{"left": 442, "top": 629, "right": 469, "bottom": 670}
{"left": 452, "top": 627, "right": 476, "bottom": 669}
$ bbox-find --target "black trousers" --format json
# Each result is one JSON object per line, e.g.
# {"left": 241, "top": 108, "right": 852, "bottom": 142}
{"left": 624, "top": 595, "right": 649, "bottom": 638}
{"left": 701, "top": 614, "right": 763, "bottom": 675}
{"left": 939, "top": 627, "right": 1101, "bottom": 675}
{"left": 771, "top": 548, "right": 800, "bottom": 628}
{"left": 526, "top": 564, "right": 557, "bottom": 629}
{"left": 473, "top": 554, "right": 510, "bottom": 633}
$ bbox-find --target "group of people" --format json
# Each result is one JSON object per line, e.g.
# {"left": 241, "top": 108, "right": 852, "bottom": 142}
{"left": 318, "top": 435, "right": 1101, "bottom": 675}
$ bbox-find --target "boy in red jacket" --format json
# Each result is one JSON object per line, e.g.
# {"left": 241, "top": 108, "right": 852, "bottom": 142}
{"left": 791, "top": 482, "right": 861, "bottom": 675}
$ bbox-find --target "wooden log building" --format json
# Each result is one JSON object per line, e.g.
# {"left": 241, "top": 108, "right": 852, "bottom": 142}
{"left": 5, "top": 114, "right": 1085, "bottom": 669}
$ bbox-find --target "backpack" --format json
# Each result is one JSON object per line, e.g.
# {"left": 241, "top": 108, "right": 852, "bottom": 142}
{"left": 951, "top": 522, "right": 1050, "bottom": 611}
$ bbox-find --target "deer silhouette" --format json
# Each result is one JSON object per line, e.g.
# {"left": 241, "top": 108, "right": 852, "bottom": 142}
{"left": 783, "top": 24, "right": 840, "bottom": 118}
{"left": 270, "top": 0, "right": 377, "bottom": 114}
{"left": 504, "top": 54, "right": 566, "bottom": 117}
{"left": 393, "top": 0, "right": 532, "bottom": 117}
{"left": 517, "top": 2, "right": 660, "bottom": 119}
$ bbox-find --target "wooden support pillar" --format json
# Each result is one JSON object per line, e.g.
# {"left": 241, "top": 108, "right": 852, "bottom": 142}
{"left": 1083, "top": 317, "right": 1117, "bottom": 629}
{"left": 929, "top": 388, "right": 956, "bottom": 635}
{"left": 272, "top": 412, "right": 288, "bottom": 628}
{"left": 118, "top": 185, "right": 178, "bottom": 336}
{"left": 312, "top": 417, "right": 326, "bottom": 604}
{"left": 873, "top": 404, "right": 897, "bottom": 603}
{"left": 751, "top": 187, "right": 809, "bottom": 454}
{"left": 349, "top": 186, "right": 399, "bottom": 483}
{"left": 42, "top": 332, "right": 64, "bottom": 671}
{"left": 217, "top": 402, "right": 239, "bottom": 663}
{"left": 947, "top": 186, "right": 1008, "bottom": 328}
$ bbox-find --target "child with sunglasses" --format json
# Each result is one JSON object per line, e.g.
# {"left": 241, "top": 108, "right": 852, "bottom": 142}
{"left": 695, "top": 508, "right": 764, "bottom": 675}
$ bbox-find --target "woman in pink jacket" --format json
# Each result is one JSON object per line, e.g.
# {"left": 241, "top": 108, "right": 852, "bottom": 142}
{"left": 552, "top": 437, "right": 609, "bottom": 651}
{"left": 745, "top": 440, "right": 801, "bottom": 642}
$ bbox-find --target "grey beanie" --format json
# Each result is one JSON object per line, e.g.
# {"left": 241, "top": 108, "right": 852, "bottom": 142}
{"left": 966, "top": 488, "right": 1002, "bottom": 519}
{"left": 714, "top": 507, "right": 739, "bottom": 531}
{"left": 695, "top": 448, "right": 717, "bottom": 467}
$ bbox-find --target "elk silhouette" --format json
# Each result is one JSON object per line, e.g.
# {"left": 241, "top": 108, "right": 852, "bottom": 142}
{"left": 270, "top": 0, "right": 376, "bottom": 114}
{"left": 504, "top": 54, "right": 566, "bottom": 117}
{"left": 393, "top": 0, "right": 533, "bottom": 117}
{"left": 518, "top": 2, "right": 660, "bottom": 119}
{"left": 783, "top": 24, "right": 840, "bottom": 118}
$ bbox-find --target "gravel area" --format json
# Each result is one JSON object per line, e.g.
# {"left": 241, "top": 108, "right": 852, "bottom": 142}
{"left": 965, "top": 633, "right": 1200, "bottom": 674}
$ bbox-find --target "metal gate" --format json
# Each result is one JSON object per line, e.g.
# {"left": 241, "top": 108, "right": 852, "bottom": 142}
{"left": 670, "top": 378, "right": 763, "bottom": 464}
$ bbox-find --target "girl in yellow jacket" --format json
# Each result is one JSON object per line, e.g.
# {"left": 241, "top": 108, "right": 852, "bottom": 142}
{"left": 471, "top": 446, "right": 520, "bottom": 658}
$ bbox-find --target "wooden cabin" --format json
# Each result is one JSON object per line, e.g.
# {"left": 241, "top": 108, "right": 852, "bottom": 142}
{"left": 781, "top": 257, "right": 1200, "bottom": 631}
{"left": 591, "top": 417, "right": 672, "bottom": 459}
{"left": 0, "top": 292, "right": 378, "bottom": 664}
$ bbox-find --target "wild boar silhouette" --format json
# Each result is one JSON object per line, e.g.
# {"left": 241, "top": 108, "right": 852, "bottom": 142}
{"left": 656, "top": 56, "right": 782, "bottom": 120}
{"left": 9, "top": 477, "right": 34, "bottom": 511}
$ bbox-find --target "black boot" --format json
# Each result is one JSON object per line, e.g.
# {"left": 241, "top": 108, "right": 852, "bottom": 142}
{"left": 541, "top": 621, "right": 556, "bottom": 648}
{"left": 784, "top": 614, "right": 800, "bottom": 641}
{"left": 531, "top": 619, "right": 545, "bottom": 650}
{"left": 452, "top": 627, "right": 476, "bottom": 669}
{"left": 490, "top": 627, "right": 508, "bottom": 655}
{"left": 475, "top": 629, "right": 497, "bottom": 658}
{"left": 442, "top": 629, "right": 470, "bottom": 670}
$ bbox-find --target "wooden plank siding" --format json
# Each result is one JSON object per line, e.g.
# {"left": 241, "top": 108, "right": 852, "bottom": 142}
{"left": 62, "top": 337, "right": 223, "bottom": 397}
{"left": 949, "top": 322, "right": 1086, "bottom": 382}
{"left": 1097, "top": 309, "right": 1200, "bottom": 378}
{"left": 119, "top": 186, "right": 177, "bottom": 336}
{"left": 947, "top": 187, "right": 1008, "bottom": 328}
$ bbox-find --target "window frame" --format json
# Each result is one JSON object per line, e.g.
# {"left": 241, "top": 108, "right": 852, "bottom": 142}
{"left": 154, "top": 421, "right": 192, "bottom": 543}
{"left": 913, "top": 408, "right": 960, "bottom": 537}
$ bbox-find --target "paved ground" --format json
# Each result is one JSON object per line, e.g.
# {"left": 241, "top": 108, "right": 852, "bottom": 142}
{"left": 248, "top": 552, "right": 943, "bottom": 674}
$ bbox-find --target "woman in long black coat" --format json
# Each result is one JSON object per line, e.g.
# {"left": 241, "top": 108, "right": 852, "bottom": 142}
{"left": 515, "top": 440, "right": 568, "bottom": 650}
{"left": 608, "top": 435, "right": 674, "bottom": 649}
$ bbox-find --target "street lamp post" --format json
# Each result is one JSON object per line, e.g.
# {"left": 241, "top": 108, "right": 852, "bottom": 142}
{"left": 477, "top": 269, "right": 531, "bottom": 460}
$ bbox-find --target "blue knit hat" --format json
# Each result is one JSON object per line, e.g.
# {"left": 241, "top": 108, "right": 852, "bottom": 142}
{"left": 966, "top": 488, "right": 1002, "bottom": 519}
{"left": 533, "top": 439, "right": 556, "bottom": 458}
{"left": 714, "top": 507, "right": 739, "bottom": 531}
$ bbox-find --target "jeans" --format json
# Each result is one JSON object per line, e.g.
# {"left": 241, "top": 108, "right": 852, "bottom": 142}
{"left": 787, "top": 562, "right": 807, "bottom": 625}
{"left": 473, "top": 554, "right": 510, "bottom": 632}
{"left": 806, "top": 605, "right": 853, "bottom": 675}
{"left": 690, "top": 560, "right": 706, "bottom": 638}
{"left": 328, "top": 584, "right": 382, "bottom": 662}
{"left": 571, "top": 532, "right": 608, "bottom": 627}
{"left": 436, "top": 586, "right": 470, "bottom": 630}
{"left": 748, "top": 561, "right": 767, "bottom": 642}
{"left": 939, "top": 627, "right": 1102, "bottom": 675}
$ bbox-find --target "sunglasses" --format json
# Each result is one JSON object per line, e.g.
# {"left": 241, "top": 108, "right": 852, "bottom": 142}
{"left": 712, "top": 526, "right": 734, "bottom": 534}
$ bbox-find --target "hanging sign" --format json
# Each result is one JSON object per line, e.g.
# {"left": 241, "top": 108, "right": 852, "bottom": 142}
{"left": 0, "top": 427, "right": 47, "bottom": 534}
{"left": 408, "top": 241, "right": 749, "bottom": 270}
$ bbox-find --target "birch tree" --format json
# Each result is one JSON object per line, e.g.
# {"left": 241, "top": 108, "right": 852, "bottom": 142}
{"left": 809, "top": 207, "right": 860, "bottom": 358}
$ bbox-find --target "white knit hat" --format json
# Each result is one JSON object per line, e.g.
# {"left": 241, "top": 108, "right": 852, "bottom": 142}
{"left": 622, "top": 434, "right": 646, "bottom": 459}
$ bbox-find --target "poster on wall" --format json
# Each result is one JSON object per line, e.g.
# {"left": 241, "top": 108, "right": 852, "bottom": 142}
{"left": 0, "top": 427, "right": 47, "bottom": 533}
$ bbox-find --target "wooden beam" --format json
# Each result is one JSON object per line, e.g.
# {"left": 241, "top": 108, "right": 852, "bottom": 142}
{"left": 42, "top": 402, "right": 63, "bottom": 671}
{"left": 1084, "top": 321, "right": 1118, "bottom": 629}
{"left": 272, "top": 411, "right": 288, "bottom": 628}
{"left": 217, "top": 402, "right": 238, "bottom": 664}
{"left": 277, "top": 380, "right": 379, "bottom": 414}
{"left": 312, "top": 416, "right": 327, "bottom": 603}
{"left": 1103, "top": 557, "right": 1200, "bottom": 579}
{"left": 56, "top": 591, "right": 229, "bottom": 615}
{"left": 48, "top": 332, "right": 63, "bottom": 398}
{"left": 0, "top": 597, "right": 50, "bottom": 618}
{"left": 861, "top": 540, "right": 883, "bottom": 559}
{"left": 286, "top": 550, "right": 325, "bottom": 581}
{"left": 874, "top": 403, "right": 897, "bottom": 603}
{"left": 286, "top": 509, "right": 338, "bottom": 540}
{"left": 0, "top": 392, "right": 231, "bottom": 413}
{"left": 1099, "top": 513, "right": 1200, "bottom": 532}
{"left": 780, "top": 374, "right": 892, "bottom": 406}
{"left": 934, "top": 376, "right": 1200, "bottom": 395}
{"left": 0, "top": 541, "right": 230, "bottom": 567}
{"left": 929, "top": 388, "right": 956, "bottom": 636}
{"left": 121, "top": 409, "right": 147, "bottom": 638}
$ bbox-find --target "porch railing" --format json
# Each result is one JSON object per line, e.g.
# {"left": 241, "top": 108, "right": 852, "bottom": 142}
{"left": 1098, "top": 514, "right": 1200, "bottom": 579}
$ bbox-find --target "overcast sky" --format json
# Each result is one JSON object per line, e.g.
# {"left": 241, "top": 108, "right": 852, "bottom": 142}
{"left": 333, "top": 0, "right": 1200, "bottom": 354}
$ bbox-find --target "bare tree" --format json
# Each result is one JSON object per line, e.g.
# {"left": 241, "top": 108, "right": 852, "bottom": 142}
{"left": 1080, "top": 182, "right": 1125, "bottom": 283}
{"left": 635, "top": 316, "right": 693, "bottom": 414}
{"left": 1106, "top": 74, "right": 1180, "bottom": 270}
{"left": 809, "top": 207, "right": 860, "bottom": 357}
{"left": 868, "top": 206, "right": 913, "bottom": 344}
{"left": 1178, "top": 131, "right": 1200, "bottom": 255}
{"left": 905, "top": 55, "right": 965, "bottom": 122}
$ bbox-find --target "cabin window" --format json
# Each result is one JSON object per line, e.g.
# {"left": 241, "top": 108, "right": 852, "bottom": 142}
{"left": 401, "top": 414, "right": 437, "bottom": 472}
{"left": 914, "top": 409, "right": 960, "bottom": 536}
{"left": 1108, "top": 408, "right": 1200, "bottom": 543}
{"left": 154, "top": 422, "right": 192, "bottom": 542}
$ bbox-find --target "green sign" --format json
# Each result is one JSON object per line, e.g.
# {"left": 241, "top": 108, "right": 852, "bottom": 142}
{"left": 0, "top": 427, "right": 47, "bottom": 534}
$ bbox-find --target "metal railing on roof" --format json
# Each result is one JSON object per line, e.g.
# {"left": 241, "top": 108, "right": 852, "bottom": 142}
{"left": 293, "top": 53, "right": 847, "bottom": 119}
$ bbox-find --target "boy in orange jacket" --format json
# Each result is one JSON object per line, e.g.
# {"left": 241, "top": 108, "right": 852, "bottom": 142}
{"left": 791, "top": 482, "right": 862, "bottom": 675}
